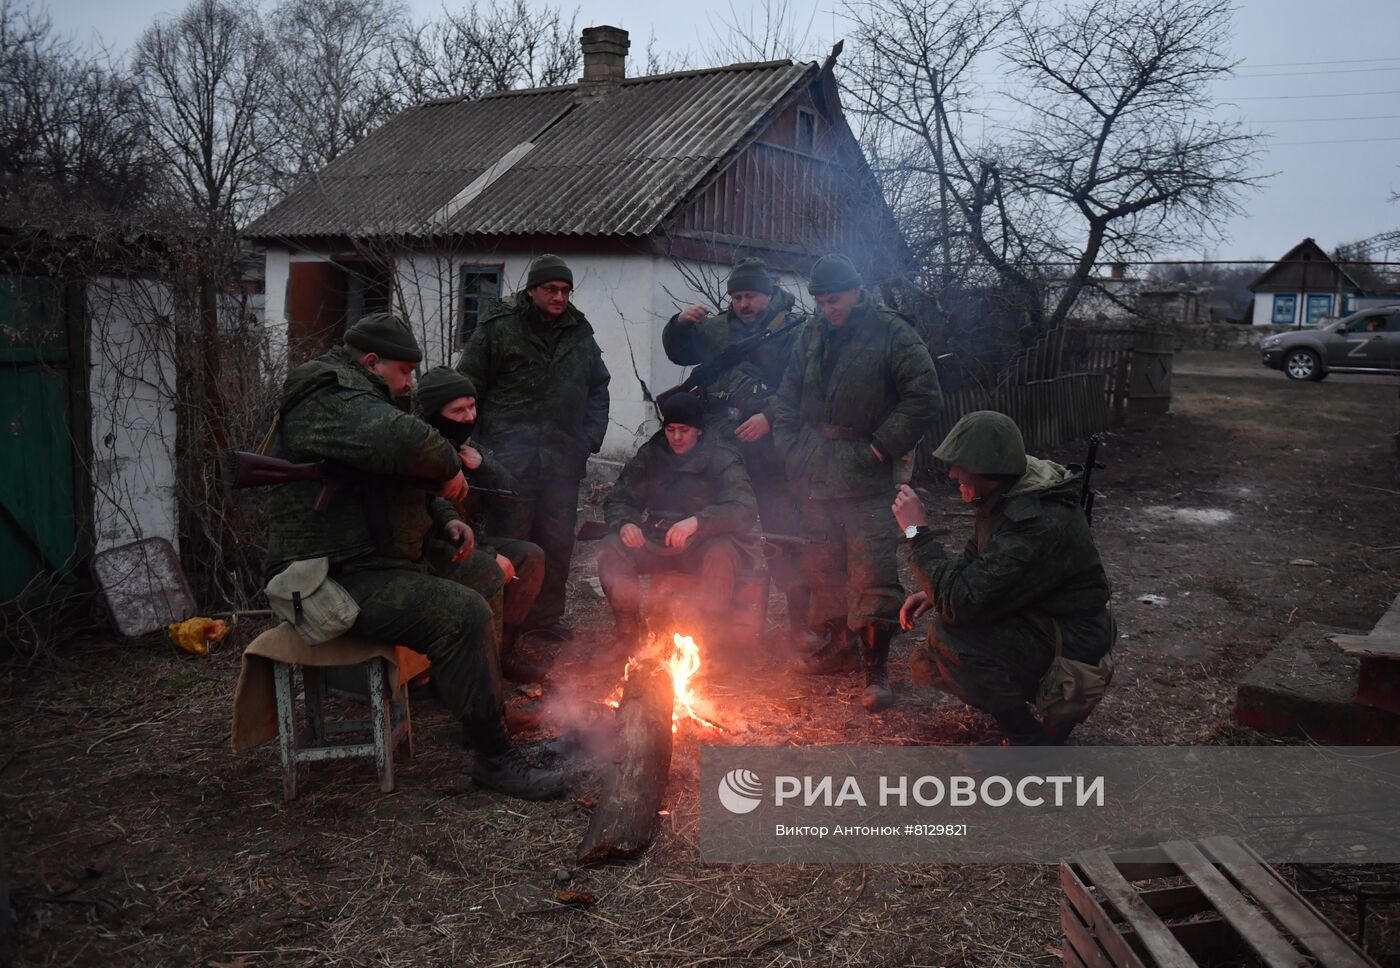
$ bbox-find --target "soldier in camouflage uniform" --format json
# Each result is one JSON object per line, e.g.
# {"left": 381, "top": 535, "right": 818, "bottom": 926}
{"left": 598, "top": 393, "right": 759, "bottom": 647}
{"left": 456, "top": 255, "right": 611, "bottom": 641}
{"left": 265, "top": 313, "right": 566, "bottom": 798}
{"left": 662, "top": 258, "right": 811, "bottom": 642}
{"left": 413, "top": 366, "right": 547, "bottom": 682}
{"left": 893, "top": 411, "right": 1114, "bottom": 745}
{"left": 771, "top": 255, "right": 942, "bottom": 712}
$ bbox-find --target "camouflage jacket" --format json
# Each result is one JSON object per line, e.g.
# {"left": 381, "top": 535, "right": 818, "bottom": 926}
{"left": 771, "top": 295, "right": 942, "bottom": 499}
{"left": 603, "top": 432, "right": 758, "bottom": 540}
{"left": 456, "top": 292, "right": 611, "bottom": 481}
{"left": 265, "top": 346, "right": 459, "bottom": 577}
{"left": 661, "top": 287, "right": 806, "bottom": 429}
{"left": 909, "top": 457, "right": 1111, "bottom": 626}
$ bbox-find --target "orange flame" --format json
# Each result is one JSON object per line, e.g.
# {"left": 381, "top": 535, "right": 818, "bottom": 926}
{"left": 603, "top": 632, "right": 722, "bottom": 733}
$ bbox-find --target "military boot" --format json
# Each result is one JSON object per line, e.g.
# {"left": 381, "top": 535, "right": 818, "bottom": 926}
{"left": 785, "top": 587, "right": 812, "bottom": 648}
{"left": 858, "top": 626, "right": 894, "bottom": 712}
{"left": 993, "top": 706, "right": 1051, "bottom": 746}
{"left": 795, "top": 622, "right": 857, "bottom": 675}
{"left": 463, "top": 716, "right": 569, "bottom": 800}
{"left": 499, "top": 627, "right": 548, "bottom": 684}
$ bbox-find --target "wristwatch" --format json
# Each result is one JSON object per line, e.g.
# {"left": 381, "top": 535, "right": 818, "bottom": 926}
{"left": 903, "top": 524, "right": 926, "bottom": 541}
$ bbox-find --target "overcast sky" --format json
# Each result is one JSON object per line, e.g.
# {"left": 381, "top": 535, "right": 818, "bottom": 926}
{"left": 39, "top": 0, "right": 1400, "bottom": 263}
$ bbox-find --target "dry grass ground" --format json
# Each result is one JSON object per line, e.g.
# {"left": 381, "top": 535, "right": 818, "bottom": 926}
{"left": 4, "top": 350, "right": 1400, "bottom": 966}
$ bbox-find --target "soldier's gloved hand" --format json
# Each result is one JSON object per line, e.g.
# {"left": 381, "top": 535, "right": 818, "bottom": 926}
{"left": 900, "top": 591, "right": 932, "bottom": 631}
{"left": 459, "top": 444, "right": 483, "bottom": 470}
{"left": 620, "top": 523, "right": 646, "bottom": 549}
{"left": 665, "top": 516, "right": 700, "bottom": 550}
{"left": 440, "top": 470, "right": 469, "bottom": 502}
{"left": 677, "top": 303, "right": 708, "bottom": 325}
{"left": 735, "top": 413, "right": 771, "bottom": 443}
{"left": 444, "top": 520, "right": 475, "bottom": 561}
{"left": 892, "top": 484, "right": 927, "bottom": 530}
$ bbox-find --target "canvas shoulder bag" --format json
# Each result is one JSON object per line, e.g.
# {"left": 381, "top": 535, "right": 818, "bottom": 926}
{"left": 265, "top": 557, "right": 360, "bottom": 644}
{"left": 1034, "top": 619, "right": 1114, "bottom": 727}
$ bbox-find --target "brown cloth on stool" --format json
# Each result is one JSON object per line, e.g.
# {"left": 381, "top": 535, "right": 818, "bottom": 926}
{"left": 231, "top": 622, "right": 430, "bottom": 752}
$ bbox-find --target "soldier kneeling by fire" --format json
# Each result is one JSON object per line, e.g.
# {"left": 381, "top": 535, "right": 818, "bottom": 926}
{"left": 892, "top": 411, "right": 1115, "bottom": 745}
{"left": 598, "top": 393, "right": 759, "bottom": 650}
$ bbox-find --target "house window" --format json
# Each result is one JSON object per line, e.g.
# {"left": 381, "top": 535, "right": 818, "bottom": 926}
{"left": 1271, "top": 294, "right": 1296, "bottom": 325}
{"left": 796, "top": 108, "right": 817, "bottom": 153}
{"left": 1306, "top": 293, "right": 1333, "bottom": 325}
{"left": 459, "top": 266, "right": 502, "bottom": 346}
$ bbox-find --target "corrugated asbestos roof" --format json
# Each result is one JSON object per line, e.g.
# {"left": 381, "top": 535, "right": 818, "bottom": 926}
{"left": 246, "top": 60, "right": 816, "bottom": 240}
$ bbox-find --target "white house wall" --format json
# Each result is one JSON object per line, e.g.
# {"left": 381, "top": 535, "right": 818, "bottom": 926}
{"left": 85, "top": 277, "right": 179, "bottom": 553}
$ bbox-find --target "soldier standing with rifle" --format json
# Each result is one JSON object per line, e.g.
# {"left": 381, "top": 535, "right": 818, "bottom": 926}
{"left": 457, "top": 255, "right": 611, "bottom": 642}
{"left": 771, "top": 256, "right": 942, "bottom": 713}
{"left": 264, "top": 313, "right": 566, "bottom": 799}
{"left": 662, "top": 258, "right": 811, "bottom": 645}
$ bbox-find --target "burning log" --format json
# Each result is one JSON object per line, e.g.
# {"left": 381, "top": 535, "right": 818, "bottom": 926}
{"left": 577, "top": 658, "right": 674, "bottom": 865}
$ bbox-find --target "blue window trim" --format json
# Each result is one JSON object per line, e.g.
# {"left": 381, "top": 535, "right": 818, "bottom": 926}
{"left": 1271, "top": 293, "right": 1297, "bottom": 325}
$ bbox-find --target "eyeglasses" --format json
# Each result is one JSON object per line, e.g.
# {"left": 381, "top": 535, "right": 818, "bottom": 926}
{"left": 537, "top": 284, "right": 572, "bottom": 297}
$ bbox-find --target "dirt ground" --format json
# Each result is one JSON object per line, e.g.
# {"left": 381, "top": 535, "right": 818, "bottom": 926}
{"left": 5, "top": 348, "right": 1400, "bottom": 967}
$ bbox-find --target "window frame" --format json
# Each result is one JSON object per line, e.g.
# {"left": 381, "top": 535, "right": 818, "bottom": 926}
{"left": 457, "top": 263, "right": 504, "bottom": 348}
{"left": 795, "top": 107, "right": 818, "bottom": 154}
{"left": 1271, "top": 294, "right": 1297, "bottom": 325}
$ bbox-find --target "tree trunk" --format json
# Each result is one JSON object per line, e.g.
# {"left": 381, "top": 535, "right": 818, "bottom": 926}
{"left": 577, "top": 659, "right": 674, "bottom": 865}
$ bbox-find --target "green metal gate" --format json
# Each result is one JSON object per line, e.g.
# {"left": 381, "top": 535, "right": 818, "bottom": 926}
{"left": 0, "top": 276, "right": 84, "bottom": 603}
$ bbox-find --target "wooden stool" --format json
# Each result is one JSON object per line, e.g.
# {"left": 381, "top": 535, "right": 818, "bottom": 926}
{"left": 271, "top": 656, "right": 412, "bottom": 800}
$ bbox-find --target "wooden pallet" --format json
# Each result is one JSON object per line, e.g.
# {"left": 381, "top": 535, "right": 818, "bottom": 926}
{"left": 1061, "top": 836, "right": 1377, "bottom": 967}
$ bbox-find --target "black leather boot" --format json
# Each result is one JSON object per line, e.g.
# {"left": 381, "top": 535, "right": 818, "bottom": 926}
{"left": 795, "top": 622, "right": 857, "bottom": 675}
{"left": 463, "top": 715, "right": 569, "bottom": 800}
{"left": 858, "top": 626, "right": 894, "bottom": 712}
{"left": 993, "top": 706, "right": 1051, "bottom": 746}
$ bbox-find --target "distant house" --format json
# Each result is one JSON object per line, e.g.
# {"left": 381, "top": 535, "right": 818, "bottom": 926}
{"left": 1051, "top": 262, "right": 1142, "bottom": 322}
{"left": 245, "top": 27, "right": 905, "bottom": 457}
{"left": 1248, "top": 238, "right": 1363, "bottom": 326}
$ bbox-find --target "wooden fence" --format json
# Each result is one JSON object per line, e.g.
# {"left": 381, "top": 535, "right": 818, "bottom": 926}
{"left": 916, "top": 372, "right": 1110, "bottom": 479}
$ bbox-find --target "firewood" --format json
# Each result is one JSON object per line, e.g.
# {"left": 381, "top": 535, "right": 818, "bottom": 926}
{"left": 577, "top": 659, "right": 674, "bottom": 865}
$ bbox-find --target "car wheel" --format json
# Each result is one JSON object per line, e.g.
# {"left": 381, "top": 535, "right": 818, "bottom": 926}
{"left": 1284, "top": 348, "right": 1322, "bottom": 381}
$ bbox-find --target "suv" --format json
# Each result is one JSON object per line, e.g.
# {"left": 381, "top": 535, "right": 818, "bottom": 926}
{"left": 1260, "top": 305, "right": 1400, "bottom": 380}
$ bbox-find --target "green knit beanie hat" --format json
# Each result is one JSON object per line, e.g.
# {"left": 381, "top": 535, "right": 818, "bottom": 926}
{"left": 413, "top": 366, "right": 477, "bottom": 417}
{"left": 727, "top": 258, "right": 774, "bottom": 294}
{"left": 526, "top": 254, "right": 573, "bottom": 289}
{"left": 807, "top": 254, "right": 863, "bottom": 296}
{"left": 344, "top": 312, "right": 422, "bottom": 362}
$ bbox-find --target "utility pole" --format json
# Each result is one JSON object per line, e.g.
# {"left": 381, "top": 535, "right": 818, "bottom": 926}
{"left": 932, "top": 68, "right": 952, "bottom": 290}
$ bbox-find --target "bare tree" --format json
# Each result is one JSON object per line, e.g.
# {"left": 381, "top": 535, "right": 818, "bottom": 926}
{"left": 266, "top": 0, "right": 407, "bottom": 197}
{"left": 0, "top": 0, "right": 156, "bottom": 211}
{"left": 704, "top": 0, "right": 818, "bottom": 63}
{"left": 843, "top": 0, "right": 1261, "bottom": 337}
{"left": 132, "top": 0, "right": 276, "bottom": 230}
{"left": 387, "top": 0, "right": 580, "bottom": 106}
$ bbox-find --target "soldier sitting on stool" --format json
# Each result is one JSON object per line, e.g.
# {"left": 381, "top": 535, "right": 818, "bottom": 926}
{"left": 598, "top": 393, "right": 758, "bottom": 650}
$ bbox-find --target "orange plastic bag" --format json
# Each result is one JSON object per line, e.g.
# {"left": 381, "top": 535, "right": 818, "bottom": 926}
{"left": 167, "top": 617, "right": 229, "bottom": 655}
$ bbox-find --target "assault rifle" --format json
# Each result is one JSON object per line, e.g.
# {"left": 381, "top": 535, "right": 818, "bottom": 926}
{"left": 655, "top": 314, "right": 804, "bottom": 408}
{"left": 1078, "top": 434, "right": 1106, "bottom": 527}
{"left": 227, "top": 451, "right": 515, "bottom": 515}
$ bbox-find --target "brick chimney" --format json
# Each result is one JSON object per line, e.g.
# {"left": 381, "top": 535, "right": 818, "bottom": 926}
{"left": 578, "top": 25, "right": 629, "bottom": 94}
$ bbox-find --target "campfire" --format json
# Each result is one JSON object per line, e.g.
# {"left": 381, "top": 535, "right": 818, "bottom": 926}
{"left": 605, "top": 631, "right": 724, "bottom": 734}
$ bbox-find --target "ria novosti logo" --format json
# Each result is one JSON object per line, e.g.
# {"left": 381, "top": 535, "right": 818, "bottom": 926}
{"left": 717, "top": 768, "right": 763, "bottom": 814}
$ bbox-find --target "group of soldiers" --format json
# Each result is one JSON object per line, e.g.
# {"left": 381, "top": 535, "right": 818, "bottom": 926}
{"left": 263, "top": 252, "right": 1115, "bottom": 801}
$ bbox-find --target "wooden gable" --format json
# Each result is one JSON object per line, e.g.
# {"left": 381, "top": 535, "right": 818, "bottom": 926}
{"left": 1250, "top": 238, "right": 1363, "bottom": 294}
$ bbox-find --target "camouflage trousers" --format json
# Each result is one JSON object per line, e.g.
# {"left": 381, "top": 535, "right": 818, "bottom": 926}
{"left": 911, "top": 608, "right": 1114, "bottom": 715}
{"left": 336, "top": 558, "right": 504, "bottom": 727}
{"left": 801, "top": 493, "right": 902, "bottom": 632}
{"left": 742, "top": 441, "right": 808, "bottom": 601}
{"left": 426, "top": 537, "right": 544, "bottom": 635}
{"left": 490, "top": 476, "right": 580, "bottom": 628}
{"left": 596, "top": 533, "right": 742, "bottom": 623}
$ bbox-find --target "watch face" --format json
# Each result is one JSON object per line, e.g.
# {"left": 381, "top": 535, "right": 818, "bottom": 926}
{"left": 904, "top": 524, "right": 920, "bottom": 539}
